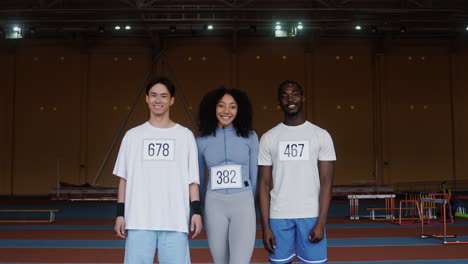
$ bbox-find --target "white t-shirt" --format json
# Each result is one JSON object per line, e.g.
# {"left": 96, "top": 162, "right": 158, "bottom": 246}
{"left": 113, "top": 122, "right": 199, "bottom": 233}
{"left": 258, "top": 121, "right": 336, "bottom": 219}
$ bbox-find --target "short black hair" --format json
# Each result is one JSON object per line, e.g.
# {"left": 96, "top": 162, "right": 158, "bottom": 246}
{"left": 277, "top": 80, "right": 304, "bottom": 100}
{"left": 198, "top": 87, "right": 253, "bottom": 138}
{"left": 145, "top": 77, "right": 176, "bottom": 97}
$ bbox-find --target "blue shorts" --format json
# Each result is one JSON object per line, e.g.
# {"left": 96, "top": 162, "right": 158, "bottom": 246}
{"left": 125, "top": 230, "right": 190, "bottom": 264}
{"left": 269, "top": 218, "right": 327, "bottom": 264}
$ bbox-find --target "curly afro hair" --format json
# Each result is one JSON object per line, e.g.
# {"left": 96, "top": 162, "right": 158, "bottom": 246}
{"left": 198, "top": 87, "right": 253, "bottom": 138}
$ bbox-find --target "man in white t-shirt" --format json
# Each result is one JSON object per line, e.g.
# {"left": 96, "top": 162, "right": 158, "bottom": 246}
{"left": 258, "top": 80, "right": 336, "bottom": 264}
{"left": 113, "top": 77, "right": 202, "bottom": 264}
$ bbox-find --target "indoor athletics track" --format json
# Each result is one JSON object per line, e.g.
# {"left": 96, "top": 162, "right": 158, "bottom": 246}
{"left": 1, "top": 199, "right": 468, "bottom": 264}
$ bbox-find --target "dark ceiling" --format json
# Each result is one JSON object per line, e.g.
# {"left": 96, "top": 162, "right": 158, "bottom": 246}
{"left": 1, "top": 0, "right": 468, "bottom": 39}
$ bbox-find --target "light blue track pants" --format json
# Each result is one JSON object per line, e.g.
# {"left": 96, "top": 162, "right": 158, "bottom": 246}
{"left": 125, "top": 230, "right": 190, "bottom": 264}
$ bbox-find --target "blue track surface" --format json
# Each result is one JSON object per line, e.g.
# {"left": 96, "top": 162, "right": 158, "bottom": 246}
{"left": 1, "top": 261, "right": 468, "bottom": 264}
{"left": 0, "top": 203, "right": 358, "bottom": 218}
{"left": 1, "top": 204, "right": 467, "bottom": 263}
{"left": 2, "top": 236, "right": 468, "bottom": 248}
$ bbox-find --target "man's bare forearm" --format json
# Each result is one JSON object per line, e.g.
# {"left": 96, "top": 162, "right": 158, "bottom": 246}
{"left": 317, "top": 161, "right": 334, "bottom": 228}
{"left": 258, "top": 165, "right": 273, "bottom": 230}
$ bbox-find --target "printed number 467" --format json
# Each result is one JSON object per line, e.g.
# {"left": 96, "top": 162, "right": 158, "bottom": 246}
{"left": 284, "top": 144, "right": 304, "bottom": 157}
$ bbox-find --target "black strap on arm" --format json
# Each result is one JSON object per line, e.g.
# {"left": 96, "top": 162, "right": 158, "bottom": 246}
{"left": 190, "top": 200, "right": 202, "bottom": 216}
{"left": 116, "top": 202, "right": 125, "bottom": 217}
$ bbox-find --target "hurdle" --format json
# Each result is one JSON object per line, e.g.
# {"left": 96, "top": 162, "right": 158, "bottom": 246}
{"left": 419, "top": 197, "right": 468, "bottom": 245}
{"left": 391, "top": 200, "right": 421, "bottom": 225}
{"left": 348, "top": 194, "right": 395, "bottom": 220}
{"left": 0, "top": 209, "right": 60, "bottom": 223}
{"left": 425, "top": 193, "right": 453, "bottom": 224}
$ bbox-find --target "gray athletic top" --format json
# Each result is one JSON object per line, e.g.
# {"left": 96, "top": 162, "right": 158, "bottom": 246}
{"left": 196, "top": 125, "right": 259, "bottom": 202}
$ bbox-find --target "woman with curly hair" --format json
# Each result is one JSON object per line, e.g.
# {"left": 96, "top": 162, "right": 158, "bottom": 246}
{"left": 196, "top": 87, "right": 258, "bottom": 264}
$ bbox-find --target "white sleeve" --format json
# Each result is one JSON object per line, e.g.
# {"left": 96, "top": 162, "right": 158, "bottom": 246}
{"left": 113, "top": 133, "right": 129, "bottom": 179}
{"left": 188, "top": 133, "right": 200, "bottom": 185}
{"left": 318, "top": 130, "right": 336, "bottom": 161}
{"left": 258, "top": 133, "right": 272, "bottom": 166}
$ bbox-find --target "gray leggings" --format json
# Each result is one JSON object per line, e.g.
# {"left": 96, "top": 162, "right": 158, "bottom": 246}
{"left": 204, "top": 189, "right": 256, "bottom": 264}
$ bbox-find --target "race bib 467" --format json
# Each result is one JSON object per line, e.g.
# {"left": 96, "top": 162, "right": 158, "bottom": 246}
{"left": 278, "top": 140, "right": 309, "bottom": 161}
{"left": 143, "top": 139, "right": 175, "bottom": 161}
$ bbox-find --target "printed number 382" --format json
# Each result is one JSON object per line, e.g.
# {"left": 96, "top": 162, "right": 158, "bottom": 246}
{"left": 216, "top": 170, "right": 237, "bottom": 184}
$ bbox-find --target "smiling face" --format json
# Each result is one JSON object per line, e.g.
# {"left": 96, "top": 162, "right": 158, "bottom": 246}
{"left": 278, "top": 83, "right": 305, "bottom": 116}
{"left": 216, "top": 93, "right": 238, "bottom": 127}
{"left": 145, "top": 83, "right": 174, "bottom": 117}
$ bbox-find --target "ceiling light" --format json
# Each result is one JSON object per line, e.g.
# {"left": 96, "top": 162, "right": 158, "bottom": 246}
{"left": 297, "top": 22, "right": 303, "bottom": 30}
{"left": 125, "top": 25, "right": 131, "bottom": 30}
{"left": 275, "top": 29, "right": 288, "bottom": 38}
{"left": 355, "top": 25, "right": 362, "bottom": 30}
{"left": 13, "top": 26, "right": 21, "bottom": 32}
{"left": 203, "top": 24, "right": 214, "bottom": 31}
{"left": 275, "top": 22, "right": 282, "bottom": 30}
{"left": 115, "top": 26, "right": 121, "bottom": 30}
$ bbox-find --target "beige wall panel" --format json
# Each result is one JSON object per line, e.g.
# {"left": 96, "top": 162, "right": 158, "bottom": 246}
{"left": 386, "top": 41, "right": 451, "bottom": 56}
{"left": 13, "top": 50, "right": 83, "bottom": 194}
{"left": 238, "top": 39, "right": 306, "bottom": 136}
{"left": 313, "top": 42, "right": 374, "bottom": 185}
{"left": 164, "top": 39, "right": 232, "bottom": 134}
{"left": 4, "top": 38, "right": 466, "bottom": 194}
{"left": 382, "top": 53, "right": 452, "bottom": 185}
{"left": 453, "top": 55, "right": 468, "bottom": 182}
{"left": 0, "top": 55, "right": 14, "bottom": 195}
{"left": 87, "top": 53, "right": 150, "bottom": 186}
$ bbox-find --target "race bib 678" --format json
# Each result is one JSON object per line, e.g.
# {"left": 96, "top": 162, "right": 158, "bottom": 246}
{"left": 143, "top": 139, "right": 175, "bottom": 161}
